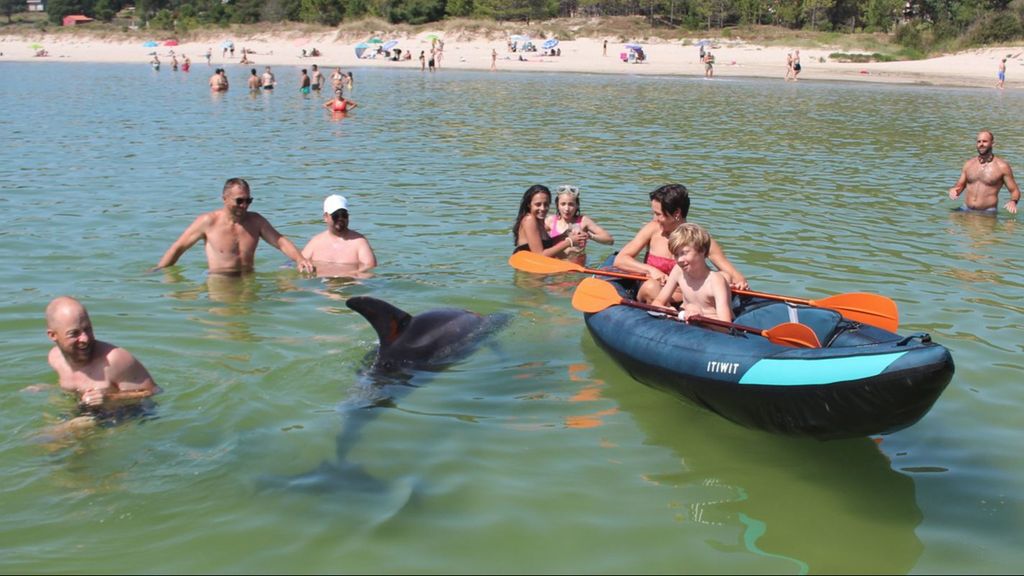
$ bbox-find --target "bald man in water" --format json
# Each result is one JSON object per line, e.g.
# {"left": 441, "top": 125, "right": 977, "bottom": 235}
{"left": 949, "top": 130, "right": 1020, "bottom": 214}
{"left": 46, "top": 296, "right": 160, "bottom": 409}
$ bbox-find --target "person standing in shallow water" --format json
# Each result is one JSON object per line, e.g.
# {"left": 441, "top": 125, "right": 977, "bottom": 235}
{"left": 153, "top": 178, "right": 315, "bottom": 274}
{"left": 45, "top": 296, "right": 161, "bottom": 413}
{"left": 949, "top": 130, "right": 1020, "bottom": 214}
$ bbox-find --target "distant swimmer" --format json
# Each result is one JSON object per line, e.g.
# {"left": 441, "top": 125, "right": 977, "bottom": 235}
{"left": 172, "top": 53, "right": 179, "bottom": 71}
{"left": 261, "top": 66, "right": 276, "bottom": 90}
{"left": 949, "top": 130, "right": 1020, "bottom": 214}
{"left": 247, "top": 67, "right": 260, "bottom": 91}
{"left": 45, "top": 296, "right": 161, "bottom": 417}
{"left": 151, "top": 54, "right": 160, "bottom": 70}
{"left": 209, "top": 68, "right": 228, "bottom": 91}
{"left": 311, "top": 64, "right": 324, "bottom": 91}
{"left": 324, "top": 89, "right": 357, "bottom": 113}
{"left": 153, "top": 178, "right": 315, "bottom": 274}
{"left": 330, "top": 66, "right": 344, "bottom": 91}
{"left": 182, "top": 55, "right": 191, "bottom": 72}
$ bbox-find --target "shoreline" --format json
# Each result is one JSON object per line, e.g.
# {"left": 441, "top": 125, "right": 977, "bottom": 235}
{"left": 2, "top": 32, "right": 1022, "bottom": 88}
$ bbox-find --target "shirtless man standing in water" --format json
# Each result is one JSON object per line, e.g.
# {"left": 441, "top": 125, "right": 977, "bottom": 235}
{"left": 154, "top": 178, "right": 315, "bottom": 274}
{"left": 949, "top": 130, "right": 1020, "bottom": 214}
{"left": 45, "top": 296, "right": 160, "bottom": 413}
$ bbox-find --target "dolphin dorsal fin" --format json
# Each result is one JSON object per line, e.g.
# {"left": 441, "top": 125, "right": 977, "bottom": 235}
{"left": 345, "top": 297, "right": 413, "bottom": 349}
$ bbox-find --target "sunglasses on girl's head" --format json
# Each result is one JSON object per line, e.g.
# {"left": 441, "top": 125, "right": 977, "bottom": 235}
{"left": 234, "top": 197, "right": 254, "bottom": 206}
{"left": 556, "top": 185, "right": 580, "bottom": 195}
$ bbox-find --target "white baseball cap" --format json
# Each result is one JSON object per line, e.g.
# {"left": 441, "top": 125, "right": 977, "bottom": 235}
{"left": 323, "top": 194, "right": 348, "bottom": 214}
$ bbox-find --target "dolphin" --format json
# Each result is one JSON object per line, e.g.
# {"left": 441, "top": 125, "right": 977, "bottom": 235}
{"left": 345, "top": 296, "right": 509, "bottom": 372}
{"left": 269, "top": 296, "right": 509, "bottom": 493}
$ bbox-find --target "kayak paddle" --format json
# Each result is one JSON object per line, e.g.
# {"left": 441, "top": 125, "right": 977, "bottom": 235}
{"left": 510, "top": 251, "right": 899, "bottom": 332}
{"left": 571, "top": 278, "right": 821, "bottom": 349}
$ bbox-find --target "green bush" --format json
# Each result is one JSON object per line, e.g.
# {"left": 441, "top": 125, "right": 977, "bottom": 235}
{"left": 965, "top": 11, "right": 1023, "bottom": 45}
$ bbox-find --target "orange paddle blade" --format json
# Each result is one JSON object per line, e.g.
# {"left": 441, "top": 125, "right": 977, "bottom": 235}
{"left": 763, "top": 323, "right": 821, "bottom": 349}
{"left": 811, "top": 293, "right": 899, "bottom": 333}
{"left": 508, "top": 251, "right": 585, "bottom": 275}
{"left": 510, "top": 251, "right": 648, "bottom": 281}
{"left": 571, "top": 278, "right": 623, "bottom": 313}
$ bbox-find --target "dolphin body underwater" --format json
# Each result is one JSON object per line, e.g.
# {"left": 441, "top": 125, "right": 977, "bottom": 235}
{"left": 274, "top": 296, "right": 510, "bottom": 492}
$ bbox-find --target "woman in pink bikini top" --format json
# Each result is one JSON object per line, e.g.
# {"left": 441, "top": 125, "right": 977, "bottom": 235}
{"left": 614, "top": 184, "right": 747, "bottom": 304}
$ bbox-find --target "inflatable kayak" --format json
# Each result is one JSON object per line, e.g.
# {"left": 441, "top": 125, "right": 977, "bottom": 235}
{"left": 582, "top": 262, "right": 954, "bottom": 439}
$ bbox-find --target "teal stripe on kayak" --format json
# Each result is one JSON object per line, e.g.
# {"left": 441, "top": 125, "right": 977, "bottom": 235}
{"left": 739, "top": 352, "right": 908, "bottom": 386}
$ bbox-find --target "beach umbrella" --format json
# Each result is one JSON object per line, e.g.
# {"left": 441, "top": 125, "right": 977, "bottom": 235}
{"left": 142, "top": 40, "right": 158, "bottom": 48}
{"left": 382, "top": 40, "right": 398, "bottom": 51}
{"left": 425, "top": 33, "right": 441, "bottom": 41}
{"left": 367, "top": 37, "right": 383, "bottom": 44}
{"left": 354, "top": 42, "right": 370, "bottom": 58}
{"left": 510, "top": 34, "right": 530, "bottom": 42}
{"left": 695, "top": 39, "right": 711, "bottom": 47}
{"left": 542, "top": 38, "right": 559, "bottom": 50}
{"left": 30, "top": 43, "right": 44, "bottom": 49}
{"left": 164, "top": 39, "right": 179, "bottom": 47}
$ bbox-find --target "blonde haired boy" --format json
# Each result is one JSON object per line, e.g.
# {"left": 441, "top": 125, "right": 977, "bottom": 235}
{"left": 652, "top": 223, "right": 733, "bottom": 322}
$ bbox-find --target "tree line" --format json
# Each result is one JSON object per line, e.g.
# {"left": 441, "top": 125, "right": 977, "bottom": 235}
{"left": 16, "top": 0, "right": 1024, "bottom": 53}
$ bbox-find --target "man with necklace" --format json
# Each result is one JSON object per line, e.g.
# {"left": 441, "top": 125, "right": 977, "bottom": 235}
{"left": 949, "top": 130, "right": 1020, "bottom": 214}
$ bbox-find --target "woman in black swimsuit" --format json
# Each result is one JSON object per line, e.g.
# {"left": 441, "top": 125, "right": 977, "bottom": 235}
{"left": 512, "top": 184, "right": 587, "bottom": 256}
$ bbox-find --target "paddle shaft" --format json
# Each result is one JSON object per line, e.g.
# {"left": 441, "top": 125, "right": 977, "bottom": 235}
{"left": 614, "top": 298, "right": 778, "bottom": 337}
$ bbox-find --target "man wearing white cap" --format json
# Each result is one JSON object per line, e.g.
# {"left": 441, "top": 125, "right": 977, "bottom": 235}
{"left": 301, "top": 194, "right": 377, "bottom": 275}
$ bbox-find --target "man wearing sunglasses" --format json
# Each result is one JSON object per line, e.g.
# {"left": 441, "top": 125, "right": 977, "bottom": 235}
{"left": 153, "top": 178, "right": 315, "bottom": 274}
{"left": 301, "top": 194, "right": 377, "bottom": 276}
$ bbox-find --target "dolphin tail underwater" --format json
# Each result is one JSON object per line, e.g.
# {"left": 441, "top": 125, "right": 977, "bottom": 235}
{"left": 266, "top": 296, "right": 509, "bottom": 493}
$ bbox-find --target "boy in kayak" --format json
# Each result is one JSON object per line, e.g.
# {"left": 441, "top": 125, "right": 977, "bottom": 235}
{"left": 652, "top": 223, "right": 733, "bottom": 322}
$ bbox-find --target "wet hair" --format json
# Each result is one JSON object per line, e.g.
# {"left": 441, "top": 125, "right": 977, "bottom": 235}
{"left": 512, "top": 184, "right": 551, "bottom": 245}
{"left": 223, "top": 178, "right": 250, "bottom": 196}
{"left": 302, "top": 69, "right": 307, "bottom": 74}
{"left": 251, "top": 68, "right": 257, "bottom": 75}
{"left": 668, "top": 222, "right": 711, "bottom": 257}
{"left": 649, "top": 184, "right": 690, "bottom": 219}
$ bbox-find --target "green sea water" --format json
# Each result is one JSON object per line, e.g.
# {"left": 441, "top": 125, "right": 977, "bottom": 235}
{"left": 0, "top": 62, "right": 1021, "bottom": 573}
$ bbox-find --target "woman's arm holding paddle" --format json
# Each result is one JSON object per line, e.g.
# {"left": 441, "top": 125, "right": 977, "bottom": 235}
{"left": 613, "top": 223, "right": 664, "bottom": 282}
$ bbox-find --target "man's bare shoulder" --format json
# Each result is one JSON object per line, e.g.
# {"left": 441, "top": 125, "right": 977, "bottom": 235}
{"left": 995, "top": 156, "right": 1015, "bottom": 171}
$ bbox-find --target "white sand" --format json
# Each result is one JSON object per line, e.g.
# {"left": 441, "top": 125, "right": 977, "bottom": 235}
{"left": 2, "top": 30, "right": 1022, "bottom": 88}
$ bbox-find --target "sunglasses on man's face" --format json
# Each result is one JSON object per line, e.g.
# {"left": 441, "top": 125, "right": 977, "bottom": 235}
{"left": 234, "top": 197, "right": 254, "bottom": 206}
{"left": 331, "top": 210, "right": 349, "bottom": 222}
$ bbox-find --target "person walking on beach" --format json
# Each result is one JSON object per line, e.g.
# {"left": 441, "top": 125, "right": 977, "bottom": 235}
{"left": 205, "top": 47, "right": 212, "bottom": 65}
{"left": 153, "top": 178, "right": 315, "bottom": 274}
{"left": 949, "top": 130, "right": 1020, "bottom": 214}
{"left": 491, "top": 48, "right": 497, "bottom": 71}
{"left": 419, "top": 50, "right": 426, "bottom": 71}
{"left": 301, "top": 195, "right": 377, "bottom": 275}
{"left": 45, "top": 296, "right": 161, "bottom": 413}
{"left": 703, "top": 51, "right": 715, "bottom": 78}
{"left": 792, "top": 49, "right": 802, "bottom": 80}
{"left": 785, "top": 51, "right": 794, "bottom": 81}
{"left": 603, "top": 39, "right": 608, "bottom": 57}
{"left": 997, "top": 58, "right": 1007, "bottom": 89}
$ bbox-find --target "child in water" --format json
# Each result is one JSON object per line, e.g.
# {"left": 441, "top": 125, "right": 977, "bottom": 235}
{"left": 652, "top": 223, "right": 732, "bottom": 321}
{"left": 544, "top": 184, "right": 614, "bottom": 257}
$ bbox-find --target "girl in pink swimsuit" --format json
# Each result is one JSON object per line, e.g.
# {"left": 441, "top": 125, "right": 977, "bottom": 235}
{"left": 544, "top": 185, "right": 614, "bottom": 259}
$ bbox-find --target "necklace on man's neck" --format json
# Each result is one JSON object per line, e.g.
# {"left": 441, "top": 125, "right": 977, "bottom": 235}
{"left": 979, "top": 151, "right": 995, "bottom": 164}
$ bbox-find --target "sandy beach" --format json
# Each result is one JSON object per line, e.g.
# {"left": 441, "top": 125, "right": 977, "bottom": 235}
{"left": 2, "top": 29, "right": 1023, "bottom": 88}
